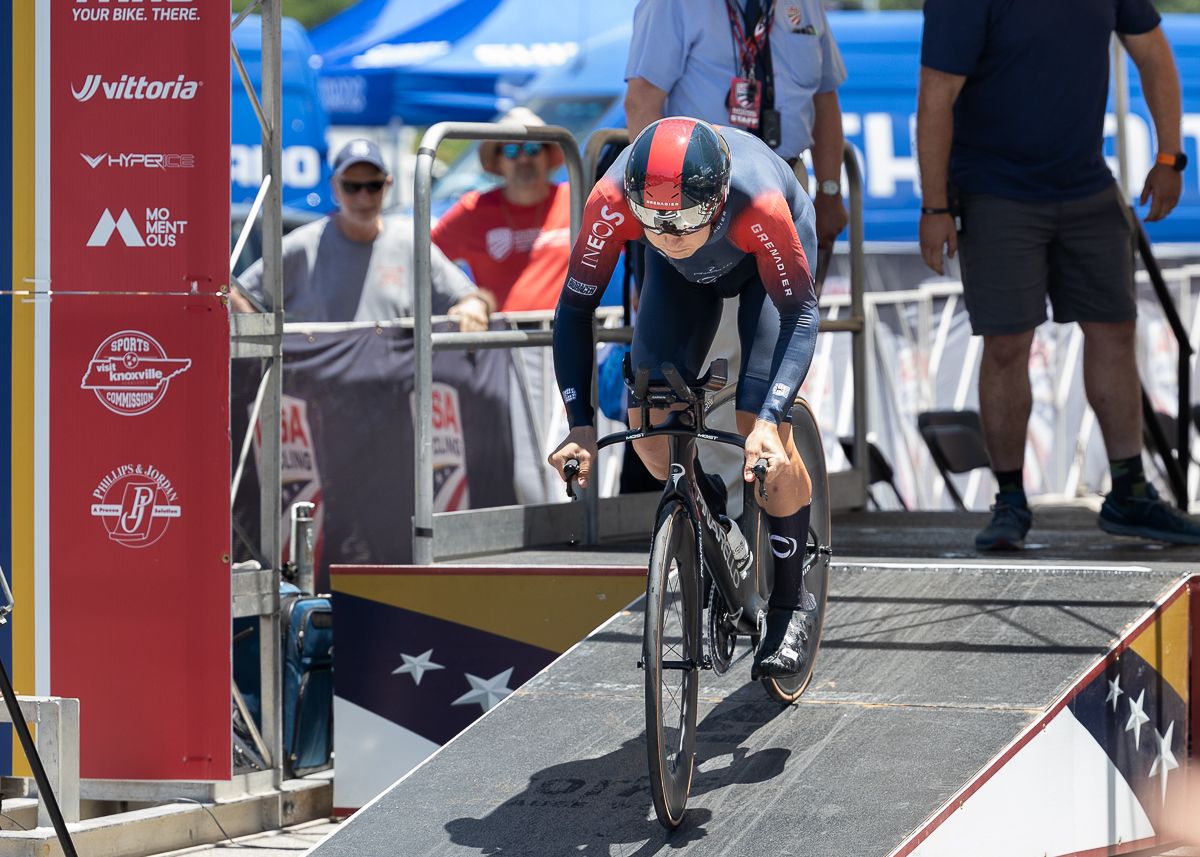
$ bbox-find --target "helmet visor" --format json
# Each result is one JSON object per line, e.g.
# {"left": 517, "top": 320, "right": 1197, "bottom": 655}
{"left": 628, "top": 197, "right": 719, "bottom": 236}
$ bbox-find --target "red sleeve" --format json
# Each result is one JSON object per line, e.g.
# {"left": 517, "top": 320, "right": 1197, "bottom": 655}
{"left": 727, "top": 192, "right": 814, "bottom": 312}
{"left": 559, "top": 177, "right": 643, "bottom": 308}
{"left": 430, "top": 191, "right": 479, "bottom": 261}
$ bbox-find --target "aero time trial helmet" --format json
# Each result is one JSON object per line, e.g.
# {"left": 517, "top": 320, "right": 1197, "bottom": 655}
{"left": 624, "top": 117, "right": 732, "bottom": 236}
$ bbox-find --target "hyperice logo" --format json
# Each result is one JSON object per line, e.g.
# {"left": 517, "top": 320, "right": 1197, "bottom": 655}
{"left": 88, "top": 208, "right": 188, "bottom": 248}
{"left": 90, "top": 464, "right": 181, "bottom": 548}
{"left": 81, "top": 152, "right": 195, "bottom": 170}
{"left": 71, "top": 74, "right": 199, "bottom": 102}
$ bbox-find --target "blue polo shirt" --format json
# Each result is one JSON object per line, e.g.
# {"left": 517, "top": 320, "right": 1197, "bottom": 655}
{"left": 626, "top": 0, "right": 846, "bottom": 159}
{"left": 921, "top": 0, "right": 1161, "bottom": 200}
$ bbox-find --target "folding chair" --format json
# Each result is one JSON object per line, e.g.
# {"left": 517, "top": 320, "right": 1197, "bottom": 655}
{"left": 917, "top": 410, "right": 991, "bottom": 511}
{"left": 839, "top": 437, "right": 908, "bottom": 510}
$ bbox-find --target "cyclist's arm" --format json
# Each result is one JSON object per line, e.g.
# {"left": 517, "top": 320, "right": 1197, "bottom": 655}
{"left": 553, "top": 178, "right": 642, "bottom": 427}
{"left": 729, "top": 194, "right": 819, "bottom": 425}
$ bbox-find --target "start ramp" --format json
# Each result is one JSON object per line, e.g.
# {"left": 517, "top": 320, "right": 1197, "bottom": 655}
{"left": 311, "top": 563, "right": 1197, "bottom": 857}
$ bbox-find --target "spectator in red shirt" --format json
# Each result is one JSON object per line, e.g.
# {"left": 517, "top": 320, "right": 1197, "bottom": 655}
{"left": 433, "top": 108, "right": 572, "bottom": 313}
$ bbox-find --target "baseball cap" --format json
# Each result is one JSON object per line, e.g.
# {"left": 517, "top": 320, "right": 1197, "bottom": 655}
{"left": 332, "top": 138, "right": 388, "bottom": 176}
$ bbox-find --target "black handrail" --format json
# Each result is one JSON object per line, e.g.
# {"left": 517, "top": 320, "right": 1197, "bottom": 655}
{"left": 1134, "top": 215, "right": 1191, "bottom": 508}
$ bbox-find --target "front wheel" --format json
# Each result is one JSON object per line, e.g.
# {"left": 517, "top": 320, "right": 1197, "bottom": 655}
{"left": 762, "top": 397, "right": 832, "bottom": 703}
{"left": 644, "top": 501, "right": 702, "bottom": 830}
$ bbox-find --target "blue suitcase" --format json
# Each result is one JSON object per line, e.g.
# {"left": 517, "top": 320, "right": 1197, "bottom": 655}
{"left": 281, "top": 582, "right": 333, "bottom": 777}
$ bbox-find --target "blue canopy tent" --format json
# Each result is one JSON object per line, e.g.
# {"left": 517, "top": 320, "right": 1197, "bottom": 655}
{"left": 232, "top": 14, "right": 332, "bottom": 213}
{"left": 310, "top": 0, "right": 637, "bottom": 126}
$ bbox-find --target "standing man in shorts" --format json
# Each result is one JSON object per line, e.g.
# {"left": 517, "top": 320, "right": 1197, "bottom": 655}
{"left": 917, "top": 0, "right": 1200, "bottom": 549}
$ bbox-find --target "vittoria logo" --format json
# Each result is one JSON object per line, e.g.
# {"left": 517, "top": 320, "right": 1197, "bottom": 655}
{"left": 80, "top": 330, "right": 192, "bottom": 416}
{"left": 71, "top": 74, "right": 200, "bottom": 102}
{"left": 90, "top": 464, "right": 181, "bottom": 548}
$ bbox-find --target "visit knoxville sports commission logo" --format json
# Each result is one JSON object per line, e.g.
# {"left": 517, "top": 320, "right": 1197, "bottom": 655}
{"left": 80, "top": 330, "right": 192, "bottom": 416}
{"left": 90, "top": 463, "right": 181, "bottom": 548}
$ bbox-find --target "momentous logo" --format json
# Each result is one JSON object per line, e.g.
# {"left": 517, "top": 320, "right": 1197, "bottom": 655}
{"left": 90, "top": 464, "right": 181, "bottom": 548}
{"left": 87, "top": 207, "right": 189, "bottom": 248}
{"left": 71, "top": 74, "right": 200, "bottom": 102}
{"left": 81, "top": 331, "right": 192, "bottom": 416}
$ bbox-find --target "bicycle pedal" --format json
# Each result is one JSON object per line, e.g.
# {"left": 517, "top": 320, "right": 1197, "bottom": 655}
{"left": 700, "top": 655, "right": 713, "bottom": 671}
{"left": 636, "top": 659, "right": 645, "bottom": 670}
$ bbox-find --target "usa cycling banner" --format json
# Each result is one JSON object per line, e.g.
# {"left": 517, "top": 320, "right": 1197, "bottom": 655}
{"left": 47, "top": 1, "right": 230, "bottom": 779}
{"left": 232, "top": 326, "right": 517, "bottom": 593}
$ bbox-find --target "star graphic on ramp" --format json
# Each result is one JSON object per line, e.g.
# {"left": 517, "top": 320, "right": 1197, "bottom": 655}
{"left": 1125, "top": 689, "right": 1150, "bottom": 750}
{"left": 1149, "top": 721, "right": 1179, "bottom": 804}
{"left": 392, "top": 649, "right": 444, "bottom": 685}
{"left": 451, "top": 668, "right": 514, "bottom": 713}
{"left": 1105, "top": 676, "right": 1123, "bottom": 712}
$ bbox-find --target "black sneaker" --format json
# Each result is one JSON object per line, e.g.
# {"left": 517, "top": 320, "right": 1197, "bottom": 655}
{"left": 751, "top": 607, "right": 815, "bottom": 680}
{"left": 974, "top": 496, "right": 1032, "bottom": 551}
{"left": 1099, "top": 484, "right": 1200, "bottom": 544}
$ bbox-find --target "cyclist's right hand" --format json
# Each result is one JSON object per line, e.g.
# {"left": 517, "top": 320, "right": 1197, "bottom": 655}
{"left": 548, "top": 426, "right": 598, "bottom": 489}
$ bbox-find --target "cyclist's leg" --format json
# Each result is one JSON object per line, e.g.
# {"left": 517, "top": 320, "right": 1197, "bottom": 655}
{"left": 736, "top": 279, "right": 817, "bottom": 676}
{"left": 627, "top": 251, "right": 722, "bottom": 481}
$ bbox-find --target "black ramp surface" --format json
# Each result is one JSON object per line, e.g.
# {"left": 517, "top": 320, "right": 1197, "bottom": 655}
{"left": 312, "top": 565, "right": 1181, "bottom": 857}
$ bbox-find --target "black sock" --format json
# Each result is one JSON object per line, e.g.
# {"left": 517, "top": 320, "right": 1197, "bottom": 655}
{"left": 1109, "top": 455, "right": 1147, "bottom": 500}
{"left": 993, "top": 469, "right": 1026, "bottom": 505}
{"left": 767, "top": 504, "right": 812, "bottom": 611}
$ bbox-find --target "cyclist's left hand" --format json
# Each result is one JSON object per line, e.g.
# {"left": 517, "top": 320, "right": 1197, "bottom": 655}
{"left": 814, "top": 192, "right": 848, "bottom": 248}
{"left": 448, "top": 295, "right": 491, "bottom": 332}
{"left": 743, "top": 419, "right": 788, "bottom": 484}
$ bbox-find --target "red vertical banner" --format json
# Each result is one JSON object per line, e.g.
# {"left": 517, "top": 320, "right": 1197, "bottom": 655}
{"left": 50, "top": 1, "right": 231, "bottom": 779}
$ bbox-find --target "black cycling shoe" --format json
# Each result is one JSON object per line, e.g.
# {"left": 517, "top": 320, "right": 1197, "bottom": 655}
{"left": 751, "top": 606, "right": 815, "bottom": 680}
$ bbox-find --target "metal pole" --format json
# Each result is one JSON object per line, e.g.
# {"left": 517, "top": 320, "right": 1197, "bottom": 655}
{"left": 413, "top": 122, "right": 586, "bottom": 564}
{"left": 258, "top": 0, "right": 285, "bottom": 791}
{"left": 1112, "top": 36, "right": 1131, "bottom": 200}
{"left": 845, "top": 142, "right": 869, "bottom": 510}
{"left": 290, "top": 502, "right": 316, "bottom": 595}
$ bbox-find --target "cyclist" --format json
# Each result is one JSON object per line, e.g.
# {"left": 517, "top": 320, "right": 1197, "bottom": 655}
{"left": 548, "top": 117, "right": 820, "bottom": 679}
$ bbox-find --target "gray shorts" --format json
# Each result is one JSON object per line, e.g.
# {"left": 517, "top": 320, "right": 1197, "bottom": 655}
{"left": 956, "top": 184, "right": 1136, "bottom": 336}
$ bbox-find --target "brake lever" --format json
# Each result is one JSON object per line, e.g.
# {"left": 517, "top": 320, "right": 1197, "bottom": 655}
{"left": 563, "top": 459, "right": 580, "bottom": 501}
{"left": 752, "top": 458, "right": 769, "bottom": 502}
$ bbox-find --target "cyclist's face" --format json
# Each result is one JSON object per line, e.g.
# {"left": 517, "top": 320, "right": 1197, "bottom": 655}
{"left": 644, "top": 225, "right": 712, "bottom": 259}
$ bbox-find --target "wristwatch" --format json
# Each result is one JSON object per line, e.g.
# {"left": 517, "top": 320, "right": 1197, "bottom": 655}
{"left": 1157, "top": 151, "right": 1189, "bottom": 172}
{"left": 817, "top": 179, "right": 841, "bottom": 197}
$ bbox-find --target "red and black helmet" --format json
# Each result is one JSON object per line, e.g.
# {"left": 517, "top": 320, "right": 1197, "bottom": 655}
{"left": 624, "top": 117, "right": 732, "bottom": 236}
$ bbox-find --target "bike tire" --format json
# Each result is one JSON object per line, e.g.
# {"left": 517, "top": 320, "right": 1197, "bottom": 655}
{"left": 644, "top": 500, "right": 702, "bottom": 830}
{"left": 763, "top": 397, "right": 832, "bottom": 704}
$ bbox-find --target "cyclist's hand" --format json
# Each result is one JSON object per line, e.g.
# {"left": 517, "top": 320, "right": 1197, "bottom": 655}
{"left": 919, "top": 211, "right": 957, "bottom": 275}
{"left": 743, "top": 420, "right": 788, "bottom": 484}
{"left": 548, "top": 426, "right": 598, "bottom": 488}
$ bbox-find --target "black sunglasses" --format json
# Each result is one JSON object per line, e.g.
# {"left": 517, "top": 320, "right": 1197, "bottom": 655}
{"left": 500, "top": 142, "right": 545, "bottom": 159}
{"left": 340, "top": 178, "right": 386, "bottom": 195}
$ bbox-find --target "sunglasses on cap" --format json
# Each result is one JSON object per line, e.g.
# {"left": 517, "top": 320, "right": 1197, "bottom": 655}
{"left": 500, "top": 142, "right": 545, "bottom": 159}
{"left": 628, "top": 198, "right": 717, "bottom": 237}
{"left": 340, "top": 178, "right": 386, "bottom": 195}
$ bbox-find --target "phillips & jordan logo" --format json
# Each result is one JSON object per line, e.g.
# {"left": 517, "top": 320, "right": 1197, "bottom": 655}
{"left": 90, "top": 463, "right": 181, "bottom": 548}
{"left": 81, "top": 330, "right": 192, "bottom": 416}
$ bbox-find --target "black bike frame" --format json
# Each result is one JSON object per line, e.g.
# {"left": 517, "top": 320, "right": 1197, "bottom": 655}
{"left": 597, "top": 408, "right": 769, "bottom": 638}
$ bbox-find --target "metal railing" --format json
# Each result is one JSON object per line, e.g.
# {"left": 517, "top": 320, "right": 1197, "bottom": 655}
{"left": 413, "top": 121, "right": 588, "bottom": 564}
{"left": 409, "top": 129, "right": 870, "bottom": 563}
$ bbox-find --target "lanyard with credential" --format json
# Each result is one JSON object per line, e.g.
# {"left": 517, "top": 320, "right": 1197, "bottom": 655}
{"left": 725, "top": 0, "right": 774, "bottom": 81}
